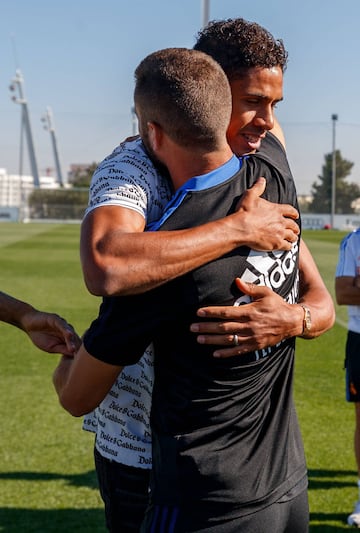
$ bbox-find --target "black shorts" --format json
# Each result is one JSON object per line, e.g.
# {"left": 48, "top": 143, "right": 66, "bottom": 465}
{"left": 94, "top": 446, "right": 150, "bottom": 533}
{"left": 345, "top": 330, "right": 360, "bottom": 402}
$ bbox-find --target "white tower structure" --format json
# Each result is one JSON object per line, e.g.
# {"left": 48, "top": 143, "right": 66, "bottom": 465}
{"left": 41, "top": 106, "right": 65, "bottom": 187}
{"left": 9, "top": 69, "right": 40, "bottom": 188}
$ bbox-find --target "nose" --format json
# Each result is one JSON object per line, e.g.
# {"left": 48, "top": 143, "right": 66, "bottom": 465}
{"left": 253, "top": 106, "right": 274, "bottom": 131}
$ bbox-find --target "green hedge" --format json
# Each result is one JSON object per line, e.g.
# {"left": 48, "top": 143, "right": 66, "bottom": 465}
{"left": 28, "top": 188, "right": 89, "bottom": 220}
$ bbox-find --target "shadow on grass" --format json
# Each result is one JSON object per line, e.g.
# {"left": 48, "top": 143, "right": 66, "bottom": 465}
{"left": 308, "top": 468, "right": 356, "bottom": 490}
{"left": 0, "top": 468, "right": 354, "bottom": 532}
{"left": 0, "top": 469, "right": 98, "bottom": 489}
{"left": 0, "top": 508, "right": 106, "bottom": 532}
{"left": 0, "top": 470, "right": 105, "bottom": 532}
{"left": 310, "top": 524, "right": 350, "bottom": 532}
{"left": 308, "top": 469, "right": 355, "bottom": 531}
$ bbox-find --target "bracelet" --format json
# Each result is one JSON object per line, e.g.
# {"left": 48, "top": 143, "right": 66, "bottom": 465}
{"left": 299, "top": 304, "right": 312, "bottom": 335}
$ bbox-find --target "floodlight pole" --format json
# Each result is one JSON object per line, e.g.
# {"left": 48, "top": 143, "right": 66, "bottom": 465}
{"left": 9, "top": 69, "right": 40, "bottom": 188}
{"left": 331, "top": 114, "right": 338, "bottom": 229}
{"left": 41, "top": 106, "right": 64, "bottom": 187}
{"left": 202, "top": 0, "right": 210, "bottom": 28}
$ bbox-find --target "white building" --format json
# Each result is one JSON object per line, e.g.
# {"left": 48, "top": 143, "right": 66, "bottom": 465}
{"left": 0, "top": 168, "right": 60, "bottom": 221}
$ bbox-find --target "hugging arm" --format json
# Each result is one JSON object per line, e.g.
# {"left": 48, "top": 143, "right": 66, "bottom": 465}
{"left": 190, "top": 239, "right": 335, "bottom": 358}
{"left": 81, "top": 178, "right": 299, "bottom": 297}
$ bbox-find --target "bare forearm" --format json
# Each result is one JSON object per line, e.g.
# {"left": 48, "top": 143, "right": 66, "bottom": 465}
{"left": 53, "top": 346, "right": 122, "bottom": 417}
{"left": 298, "top": 239, "right": 335, "bottom": 339}
{"left": 84, "top": 219, "right": 241, "bottom": 296}
{"left": 53, "top": 356, "right": 73, "bottom": 397}
{"left": 0, "top": 291, "right": 35, "bottom": 330}
{"left": 335, "top": 276, "right": 360, "bottom": 305}
{"left": 82, "top": 186, "right": 299, "bottom": 296}
{"left": 337, "top": 292, "right": 360, "bottom": 306}
{"left": 298, "top": 288, "right": 335, "bottom": 339}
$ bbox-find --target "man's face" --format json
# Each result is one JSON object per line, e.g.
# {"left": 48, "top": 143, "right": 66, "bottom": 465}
{"left": 226, "top": 66, "right": 284, "bottom": 156}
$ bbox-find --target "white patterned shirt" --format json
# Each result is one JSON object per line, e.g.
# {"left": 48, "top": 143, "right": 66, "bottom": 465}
{"left": 83, "top": 138, "right": 172, "bottom": 468}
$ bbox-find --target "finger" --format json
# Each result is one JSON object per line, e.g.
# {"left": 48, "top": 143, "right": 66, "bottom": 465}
{"left": 213, "top": 347, "right": 246, "bottom": 358}
{"left": 55, "top": 344, "right": 75, "bottom": 359}
{"left": 65, "top": 338, "right": 80, "bottom": 354}
{"left": 248, "top": 177, "right": 266, "bottom": 197}
{"left": 285, "top": 230, "right": 299, "bottom": 243}
{"left": 212, "top": 339, "right": 260, "bottom": 358}
{"left": 56, "top": 347, "right": 76, "bottom": 357}
{"left": 196, "top": 333, "right": 238, "bottom": 346}
{"left": 234, "top": 278, "right": 271, "bottom": 299}
{"left": 191, "top": 318, "right": 243, "bottom": 332}
{"left": 278, "top": 240, "right": 292, "bottom": 251}
{"left": 279, "top": 203, "right": 299, "bottom": 220}
{"left": 286, "top": 222, "right": 300, "bottom": 237}
{"left": 285, "top": 219, "right": 300, "bottom": 233}
{"left": 195, "top": 306, "right": 241, "bottom": 319}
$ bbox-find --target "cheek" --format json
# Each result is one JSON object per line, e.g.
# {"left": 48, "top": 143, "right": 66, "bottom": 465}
{"left": 228, "top": 107, "right": 252, "bottom": 133}
{"left": 226, "top": 116, "right": 246, "bottom": 143}
{"left": 226, "top": 125, "right": 238, "bottom": 146}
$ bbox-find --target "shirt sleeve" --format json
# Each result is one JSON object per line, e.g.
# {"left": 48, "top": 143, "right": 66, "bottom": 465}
{"left": 83, "top": 286, "right": 171, "bottom": 366}
{"left": 84, "top": 139, "right": 167, "bottom": 221}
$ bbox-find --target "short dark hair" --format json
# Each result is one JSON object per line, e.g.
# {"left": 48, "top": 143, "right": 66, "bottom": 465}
{"left": 194, "top": 18, "right": 288, "bottom": 81}
{"left": 134, "top": 47, "right": 232, "bottom": 150}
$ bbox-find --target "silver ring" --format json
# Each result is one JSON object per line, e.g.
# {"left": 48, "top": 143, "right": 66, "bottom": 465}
{"left": 233, "top": 334, "right": 239, "bottom": 346}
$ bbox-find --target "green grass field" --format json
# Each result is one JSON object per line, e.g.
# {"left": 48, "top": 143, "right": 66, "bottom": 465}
{"left": 0, "top": 223, "right": 356, "bottom": 531}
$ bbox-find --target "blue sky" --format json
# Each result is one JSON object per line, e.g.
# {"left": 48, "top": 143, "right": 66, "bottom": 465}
{"left": 1, "top": 0, "right": 359, "bottom": 194}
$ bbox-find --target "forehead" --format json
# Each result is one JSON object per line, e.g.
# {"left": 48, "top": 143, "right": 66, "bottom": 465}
{"left": 229, "top": 66, "right": 284, "bottom": 102}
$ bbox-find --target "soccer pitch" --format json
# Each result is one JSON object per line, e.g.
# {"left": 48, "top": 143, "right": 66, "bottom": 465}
{"left": 0, "top": 223, "right": 105, "bottom": 532}
{"left": 0, "top": 223, "right": 355, "bottom": 531}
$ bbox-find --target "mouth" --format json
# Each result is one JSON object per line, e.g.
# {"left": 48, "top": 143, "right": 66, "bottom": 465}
{"left": 242, "top": 132, "right": 266, "bottom": 143}
{"left": 228, "top": 130, "right": 268, "bottom": 155}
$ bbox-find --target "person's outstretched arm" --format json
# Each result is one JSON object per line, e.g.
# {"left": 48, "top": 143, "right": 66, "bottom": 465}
{"left": 0, "top": 291, "right": 80, "bottom": 356}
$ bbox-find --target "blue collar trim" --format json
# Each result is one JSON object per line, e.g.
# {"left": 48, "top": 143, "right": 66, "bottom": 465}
{"left": 148, "top": 155, "right": 242, "bottom": 231}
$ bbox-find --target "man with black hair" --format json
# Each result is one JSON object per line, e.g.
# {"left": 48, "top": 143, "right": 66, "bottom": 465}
{"left": 56, "top": 17, "right": 334, "bottom": 533}
{"left": 55, "top": 45, "right": 333, "bottom": 532}
{"left": 75, "top": 17, "right": 312, "bottom": 533}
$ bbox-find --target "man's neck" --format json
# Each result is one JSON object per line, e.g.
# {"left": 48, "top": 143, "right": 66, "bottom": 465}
{"left": 165, "top": 143, "right": 234, "bottom": 191}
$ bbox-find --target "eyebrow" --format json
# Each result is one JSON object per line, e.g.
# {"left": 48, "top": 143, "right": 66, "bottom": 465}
{"left": 244, "top": 92, "right": 284, "bottom": 104}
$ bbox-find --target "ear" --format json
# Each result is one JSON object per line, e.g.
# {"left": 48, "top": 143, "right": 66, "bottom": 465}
{"left": 147, "top": 121, "right": 163, "bottom": 152}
